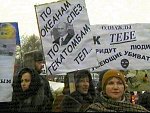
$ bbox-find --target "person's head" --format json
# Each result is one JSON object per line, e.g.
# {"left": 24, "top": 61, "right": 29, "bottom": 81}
{"left": 75, "top": 70, "right": 95, "bottom": 95}
{"left": 145, "top": 73, "right": 148, "bottom": 77}
{"left": 17, "top": 67, "right": 41, "bottom": 93}
{"left": 96, "top": 69, "right": 109, "bottom": 93}
{"left": 102, "top": 69, "right": 126, "bottom": 101}
{"left": 33, "top": 51, "right": 44, "bottom": 74}
{"left": 57, "top": 22, "right": 68, "bottom": 37}
{"left": 21, "top": 70, "right": 31, "bottom": 91}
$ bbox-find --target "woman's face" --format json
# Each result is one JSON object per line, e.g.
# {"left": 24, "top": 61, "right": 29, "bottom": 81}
{"left": 105, "top": 77, "right": 125, "bottom": 101}
{"left": 77, "top": 76, "right": 89, "bottom": 94}
{"left": 21, "top": 72, "right": 31, "bottom": 91}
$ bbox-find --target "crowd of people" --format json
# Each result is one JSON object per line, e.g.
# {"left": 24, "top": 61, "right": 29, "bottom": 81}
{"left": 0, "top": 51, "right": 150, "bottom": 112}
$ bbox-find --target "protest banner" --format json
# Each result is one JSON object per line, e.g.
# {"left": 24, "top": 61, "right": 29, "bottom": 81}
{"left": 90, "top": 23, "right": 150, "bottom": 91}
{"left": 0, "top": 22, "right": 20, "bottom": 102}
{"left": 35, "top": 0, "right": 98, "bottom": 75}
{"left": 91, "top": 23, "right": 150, "bottom": 71}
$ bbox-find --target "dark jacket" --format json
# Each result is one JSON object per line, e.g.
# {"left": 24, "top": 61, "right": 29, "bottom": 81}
{"left": 11, "top": 68, "right": 52, "bottom": 112}
{"left": 39, "top": 75, "right": 54, "bottom": 110}
{"left": 61, "top": 91, "right": 94, "bottom": 112}
{"left": 61, "top": 94, "right": 82, "bottom": 112}
{"left": 138, "top": 91, "right": 150, "bottom": 111}
{"left": 12, "top": 92, "right": 51, "bottom": 112}
{"left": 0, "top": 102, "right": 11, "bottom": 112}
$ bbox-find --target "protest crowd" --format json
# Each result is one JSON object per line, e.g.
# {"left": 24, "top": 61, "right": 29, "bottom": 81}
{"left": 0, "top": 50, "right": 150, "bottom": 112}
{"left": 1, "top": 0, "right": 150, "bottom": 112}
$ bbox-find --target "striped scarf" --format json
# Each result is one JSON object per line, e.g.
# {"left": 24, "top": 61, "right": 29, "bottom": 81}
{"left": 85, "top": 92, "right": 149, "bottom": 112}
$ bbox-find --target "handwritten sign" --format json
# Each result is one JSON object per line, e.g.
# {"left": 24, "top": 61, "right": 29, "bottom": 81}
{"left": 0, "top": 22, "right": 19, "bottom": 102}
{"left": 91, "top": 23, "right": 150, "bottom": 72}
{"left": 35, "top": 0, "right": 98, "bottom": 75}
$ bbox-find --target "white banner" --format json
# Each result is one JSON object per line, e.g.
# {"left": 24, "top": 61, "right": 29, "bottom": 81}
{"left": 91, "top": 23, "right": 150, "bottom": 72}
{"left": 0, "top": 22, "right": 18, "bottom": 102}
{"left": 35, "top": 0, "right": 98, "bottom": 75}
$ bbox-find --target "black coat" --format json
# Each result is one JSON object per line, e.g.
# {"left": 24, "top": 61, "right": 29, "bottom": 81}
{"left": 11, "top": 91, "right": 51, "bottom": 112}
{"left": 39, "top": 75, "right": 54, "bottom": 110}
{"left": 61, "top": 91, "right": 94, "bottom": 112}
{"left": 138, "top": 91, "right": 150, "bottom": 111}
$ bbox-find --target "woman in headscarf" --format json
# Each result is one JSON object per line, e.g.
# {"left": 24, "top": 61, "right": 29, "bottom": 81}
{"left": 85, "top": 69, "right": 149, "bottom": 112}
{"left": 11, "top": 67, "right": 51, "bottom": 112}
{"left": 61, "top": 69, "right": 96, "bottom": 112}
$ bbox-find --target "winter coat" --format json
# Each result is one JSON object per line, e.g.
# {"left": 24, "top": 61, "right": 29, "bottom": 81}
{"left": 61, "top": 91, "right": 94, "bottom": 112}
{"left": 39, "top": 75, "right": 54, "bottom": 110}
{"left": 85, "top": 92, "right": 150, "bottom": 112}
{"left": 12, "top": 91, "right": 51, "bottom": 112}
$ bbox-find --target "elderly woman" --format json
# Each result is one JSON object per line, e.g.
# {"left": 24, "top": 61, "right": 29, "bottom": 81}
{"left": 85, "top": 69, "right": 149, "bottom": 112}
{"left": 11, "top": 67, "right": 51, "bottom": 112}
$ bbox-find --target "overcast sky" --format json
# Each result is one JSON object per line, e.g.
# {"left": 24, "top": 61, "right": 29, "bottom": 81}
{"left": 1, "top": 0, "right": 150, "bottom": 36}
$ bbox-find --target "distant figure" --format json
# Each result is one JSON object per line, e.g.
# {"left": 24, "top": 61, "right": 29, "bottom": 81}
{"left": 52, "top": 22, "right": 74, "bottom": 46}
{"left": 143, "top": 74, "right": 148, "bottom": 82}
{"left": 130, "top": 92, "right": 136, "bottom": 104}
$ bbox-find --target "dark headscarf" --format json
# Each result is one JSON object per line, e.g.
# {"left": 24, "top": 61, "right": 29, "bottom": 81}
{"left": 74, "top": 69, "right": 96, "bottom": 98}
{"left": 14, "top": 67, "right": 41, "bottom": 100}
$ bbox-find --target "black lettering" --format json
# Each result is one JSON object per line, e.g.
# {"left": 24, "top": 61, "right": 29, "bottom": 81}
{"left": 93, "top": 36, "right": 100, "bottom": 44}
